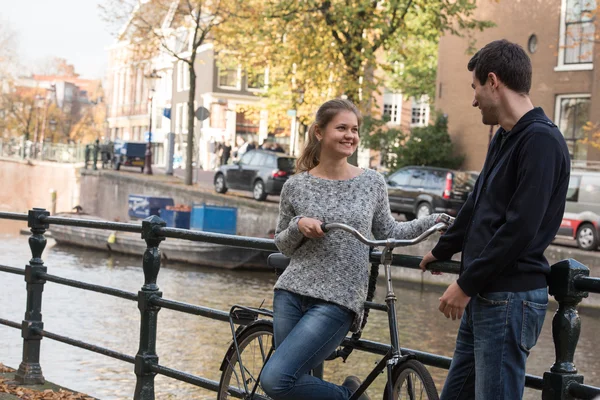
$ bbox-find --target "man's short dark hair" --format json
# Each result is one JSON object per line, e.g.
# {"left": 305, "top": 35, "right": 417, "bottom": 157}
{"left": 468, "top": 39, "right": 532, "bottom": 94}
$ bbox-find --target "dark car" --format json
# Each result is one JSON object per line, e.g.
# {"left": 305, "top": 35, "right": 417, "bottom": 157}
{"left": 214, "top": 150, "right": 296, "bottom": 201}
{"left": 386, "top": 166, "right": 479, "bottom": 219}
{"left": 113, "top": 141, "right": 146, "bottom": 172}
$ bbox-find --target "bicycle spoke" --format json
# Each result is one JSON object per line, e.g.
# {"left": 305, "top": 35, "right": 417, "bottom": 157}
{"left": 258, "top": 335, "right": 267, "bottom": 362}
{"left": 219, "top": 325, "right": 274, "bottom": 400}
{"left": 396, "top": 370, "right": 428, "bottom": 400}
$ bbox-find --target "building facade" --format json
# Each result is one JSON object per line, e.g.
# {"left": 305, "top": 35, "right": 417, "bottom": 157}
{"left": 436, "top": 0, "right": 599, "bottom": 171}
{"left": 170, "top": 45, "right": 268, "bottom": 170}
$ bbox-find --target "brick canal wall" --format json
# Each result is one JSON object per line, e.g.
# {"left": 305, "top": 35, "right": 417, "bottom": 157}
{"left": 0, "top": 158, "right": 81, "bottom": 214}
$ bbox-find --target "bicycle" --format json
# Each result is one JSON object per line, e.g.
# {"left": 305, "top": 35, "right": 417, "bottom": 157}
{"left": 217, "top": 216, "right": 454, "bottom": 400}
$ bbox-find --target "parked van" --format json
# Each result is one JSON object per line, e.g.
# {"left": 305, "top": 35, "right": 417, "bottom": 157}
{"left": 556, "top": 170, "right": 600, "bottom": 250}
{"left": 113, "top": 141, "right": 147, "bottom": 172}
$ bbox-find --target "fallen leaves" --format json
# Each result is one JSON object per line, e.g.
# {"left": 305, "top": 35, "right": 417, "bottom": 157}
{"left": 0, "top": 364, "right": 95, "bottom": 400}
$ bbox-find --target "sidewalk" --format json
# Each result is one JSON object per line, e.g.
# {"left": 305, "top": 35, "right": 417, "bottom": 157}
{"left": 0, "top": 364, "right": 96, "bottom": 400}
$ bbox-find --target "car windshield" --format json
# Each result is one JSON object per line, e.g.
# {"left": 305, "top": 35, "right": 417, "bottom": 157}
{"left": 277, "top": 157, "right": 296, "bottom": 171}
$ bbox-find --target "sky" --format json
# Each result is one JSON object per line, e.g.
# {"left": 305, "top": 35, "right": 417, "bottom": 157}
{"left": 0, "top": 0, "right": 116, "bottom": 80}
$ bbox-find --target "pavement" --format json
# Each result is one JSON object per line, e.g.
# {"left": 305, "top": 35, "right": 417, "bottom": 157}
{"left": 0, "top": 364, "right": 96, "bottom": 400}
{"left": 152, "top": 165, "right": 281, "bottom": 204}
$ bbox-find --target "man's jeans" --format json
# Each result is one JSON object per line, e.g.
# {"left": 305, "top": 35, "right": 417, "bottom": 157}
{"left": 261, "top": 289, "right": 354, "bottom": 400}
{"left": 440, "top": 288, "right": 548, "bottom": 400}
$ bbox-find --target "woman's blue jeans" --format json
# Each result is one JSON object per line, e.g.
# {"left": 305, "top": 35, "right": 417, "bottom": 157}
{"left": 260, "top": 289, "right": 355, "bottom": 400}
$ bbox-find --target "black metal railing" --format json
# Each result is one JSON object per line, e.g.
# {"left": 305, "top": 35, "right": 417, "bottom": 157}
{"left": 0, "top": 208, "right": 599, "bottom": 399}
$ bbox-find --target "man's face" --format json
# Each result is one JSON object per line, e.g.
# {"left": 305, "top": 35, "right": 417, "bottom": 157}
{"left": 471, "top": 71, "right": 498, "bottom": 126}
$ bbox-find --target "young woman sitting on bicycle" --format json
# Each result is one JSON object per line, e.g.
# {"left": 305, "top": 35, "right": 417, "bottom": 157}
{"left": 260, "top": 99, "right": 447, "bottom": 400}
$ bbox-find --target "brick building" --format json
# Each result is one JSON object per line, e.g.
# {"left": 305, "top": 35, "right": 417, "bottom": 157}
{"left": 436, "top": 0, "right": 599, "bottom": 171}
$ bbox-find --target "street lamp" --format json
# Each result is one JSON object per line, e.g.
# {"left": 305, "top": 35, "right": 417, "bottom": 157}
{"left": 39, "top": 84, "right": 56, "bottom": 158}
{"left": 33, "top": 94, "right": 45, "bottom": 158}
{"left": 144, "top": 69, "right": 161, "bottom": 175}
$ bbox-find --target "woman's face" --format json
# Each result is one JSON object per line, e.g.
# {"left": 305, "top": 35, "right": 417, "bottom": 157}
{"left": 316, "top": 110, "right": 359, "bottom": 159}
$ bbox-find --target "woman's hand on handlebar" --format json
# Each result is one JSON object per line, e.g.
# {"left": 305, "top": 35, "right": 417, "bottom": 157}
{"left": 298, "top": 217, "right": 325, "bottom": 238}
{"left": 435, "top": 213, "right": 455, "bottom": 231}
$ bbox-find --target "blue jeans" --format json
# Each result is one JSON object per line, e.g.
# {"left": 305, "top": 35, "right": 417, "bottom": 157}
{"left": 261, "top": 289, "right": 355, "bottom": 400}
{"left": 440, "top": 287, "right": 548, "bottom": 400}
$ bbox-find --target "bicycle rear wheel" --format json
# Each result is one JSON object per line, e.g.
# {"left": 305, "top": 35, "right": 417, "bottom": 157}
{"left": 384, "top": 359, "right": 439, "bottom": 400}
{"left": 218, "top": 320, "right": 274, "bottom": 400}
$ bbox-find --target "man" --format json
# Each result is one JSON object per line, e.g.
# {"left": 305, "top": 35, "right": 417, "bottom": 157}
{"left": 420, "top": 39, "right": 570, "bottom": 399}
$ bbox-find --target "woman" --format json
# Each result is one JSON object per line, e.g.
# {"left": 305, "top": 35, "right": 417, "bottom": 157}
{"left": 261, "top": 99, "right": 445, "bottom": 400}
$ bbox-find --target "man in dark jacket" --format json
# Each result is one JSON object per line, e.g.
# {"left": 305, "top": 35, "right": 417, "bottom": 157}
{"left": 420, "top": 39, "right": 570, "bottom": 399}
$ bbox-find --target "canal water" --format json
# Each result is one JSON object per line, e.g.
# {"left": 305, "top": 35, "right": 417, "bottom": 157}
{"left": 1, "top": 220, "right": 599, "bottom": 399}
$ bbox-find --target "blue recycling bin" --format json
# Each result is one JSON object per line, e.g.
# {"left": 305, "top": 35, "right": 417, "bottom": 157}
{"left": 159, "top": 208, "right": 191, "bottom": 229}
{"left": 190, "top": 204, "right": 237, "bottom": 235}
{"left": 128, "top": 195, "right": 174, "bottom": 219}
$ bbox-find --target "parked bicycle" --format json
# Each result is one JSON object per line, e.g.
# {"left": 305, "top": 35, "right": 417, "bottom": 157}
{"left": 217, "top": 215, "right": 454, "bottom": 400}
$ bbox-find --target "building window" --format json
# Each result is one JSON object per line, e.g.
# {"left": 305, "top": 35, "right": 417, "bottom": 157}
{"left": 410, "top": 96, "right": 430, "bottom": 127}
{"left": 210, "top": 103, "right": 227, "bottom": 129}
{"left": 177, "top": 61, "right": 190, "bottom": 91}
{"left": 182, "top": 104, "right": 188, "bottom": 134}
{"left": 155, "top": 111, "right": 162, "bottom": 130}
{"left": 218, "top": 67, "right": 240, "bottom": 89}
{"left": 383, "top": 92, "right": 402, "bottom": 125}
{"left": 176, "top": 103, "right": 183, "bottom": 133}
{"left": 555, "top": 94, "right": 591, "bottom": 160}
{"left": 528, "top": 34, "right": 538, "bottom": 54}
{"left": 247, "top": 70, "right": 266, "bottom": 90}
{"left": 556, "top": 0, "right": 596, "bottom": 70}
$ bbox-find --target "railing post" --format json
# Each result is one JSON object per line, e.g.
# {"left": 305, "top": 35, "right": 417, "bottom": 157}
{"left": 15, "top": 208, "right": 50, "bottom": 384}
{"left": 542, "top": 259, "right": 589, "bottom": 400}
{"left": 134, "top": 215, "right": 166, "bottom": 400}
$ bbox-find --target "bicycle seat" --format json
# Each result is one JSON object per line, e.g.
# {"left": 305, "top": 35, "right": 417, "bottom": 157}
{"left": 268, "top": 253, "right": 290, "bottom": 274}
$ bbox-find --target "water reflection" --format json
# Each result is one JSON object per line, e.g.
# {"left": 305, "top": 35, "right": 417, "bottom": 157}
{"left": 0, "top": 222, "right": 599, "bottom": 399}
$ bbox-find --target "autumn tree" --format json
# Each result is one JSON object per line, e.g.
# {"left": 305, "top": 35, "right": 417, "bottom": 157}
{"left": 216, "top": 0, "right": 492, "bottom": 125}
{"left": 0, "top": 87, "right": 44, "bottom": 140}
{"left": 101, "top": 0, "right": 235, "bottom": 185}
{"left": 69, "top": 102, "right": 107, "bottom": 143}
{"left": 361, "top": 113, "right": 463, "bottom": 171}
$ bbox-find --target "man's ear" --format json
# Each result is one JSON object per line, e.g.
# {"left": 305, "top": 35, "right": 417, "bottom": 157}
{"left": 488, "top": 72, "right": 500, "bottom": 90}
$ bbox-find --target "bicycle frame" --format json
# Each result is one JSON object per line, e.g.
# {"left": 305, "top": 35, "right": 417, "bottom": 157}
{"left": 348, "top": 246, "right": 413, "bottom": 400}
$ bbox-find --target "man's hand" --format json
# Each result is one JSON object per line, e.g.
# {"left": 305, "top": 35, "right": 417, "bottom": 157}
{"left": 419, "top": 251, "right": 442, "bottom": 275}
{"left": 439, "top": 281, "right": 471, "bottom": 320}
{"left": 297, "top": 217, "right": 325, "bottom": 238}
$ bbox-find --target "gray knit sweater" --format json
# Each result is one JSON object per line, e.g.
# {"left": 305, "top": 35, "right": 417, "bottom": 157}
{"left": 274, "top": 169, "right": 439, "bottom": 332}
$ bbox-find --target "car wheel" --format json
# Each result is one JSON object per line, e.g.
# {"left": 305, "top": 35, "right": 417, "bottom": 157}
{"left": 214, "top": 174, "right": 228, "bottom": 194}
{"left": 416, "top": 202, "right": 433, "bottom": 219}
{"left": 404, "top": 213, "right": 416, "bottom": 221}
{"left": 576, "top": 223, "right": 598, "bottom": 251}
{"left": 253, "top": 180, "right": 268, "bottom": 201}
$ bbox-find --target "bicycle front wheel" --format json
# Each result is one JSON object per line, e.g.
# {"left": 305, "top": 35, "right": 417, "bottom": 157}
{"left": 218, "top": 320, "right": 274, "bottom": 400}
{"left": 384, "top": 359, "right": 439, "bottom": 400}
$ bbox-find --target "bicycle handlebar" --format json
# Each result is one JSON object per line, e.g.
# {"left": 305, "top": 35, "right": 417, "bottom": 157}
{"left": 321, "top": 215, "right": 453, "bottom": 249}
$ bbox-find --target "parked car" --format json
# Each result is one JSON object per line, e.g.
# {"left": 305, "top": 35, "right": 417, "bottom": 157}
{"left": 555, "top": 170, "right": 600, "bottom": 250}
{"left": 214, "top": 150, "right": 296, "bottom": 201}
{"left": 113, "top": 141, "right": 146, "bottom": 172}
{"left": 386, "top": 166, "right": 479, "bottom": 219}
